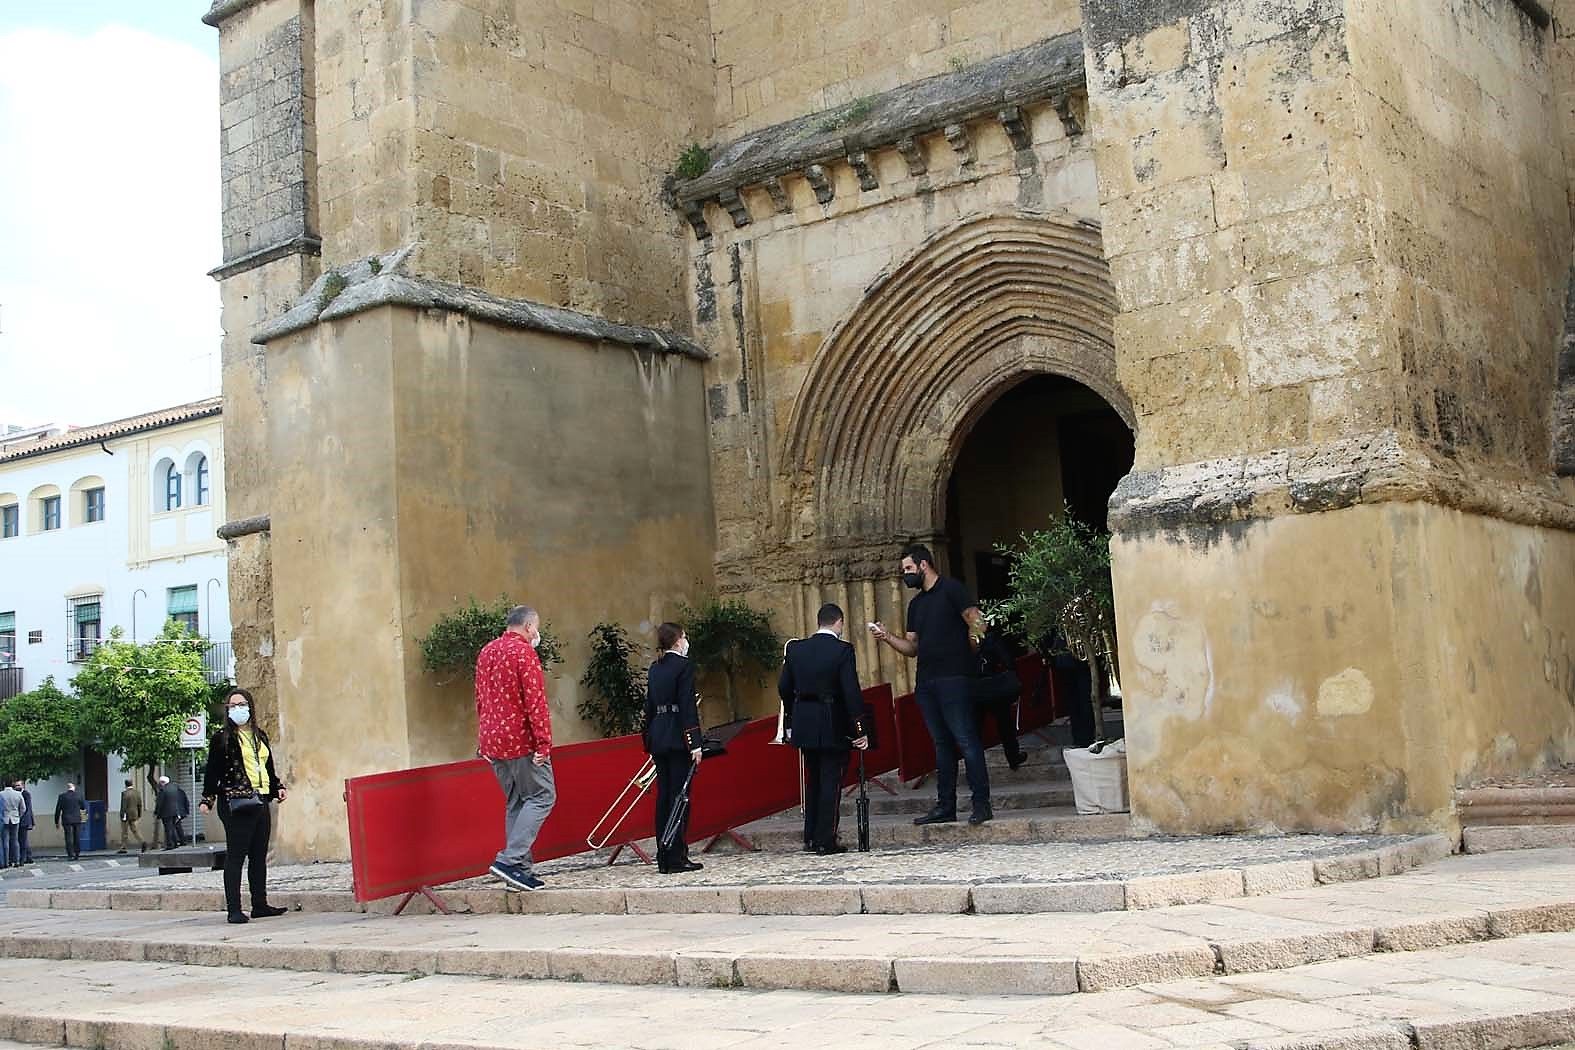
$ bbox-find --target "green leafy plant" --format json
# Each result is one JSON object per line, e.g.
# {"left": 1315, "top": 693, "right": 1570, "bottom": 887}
{"left": 947, "top": 54, "right": 968, "bottom": 72}
{"left": 317, "top": 270, "right": 348, "bottom": 312}
{"left": 0, "top": 676, "right": 87, "bottom": 783}
{"left": 418, "top": 597, "right": 563, "bottom": 683}
{"left": 73, "top": 622, "right": 211, "bottom": 773}
{"left": 984, "top": 510, "right": 1119, "bottom": 740}
{"left": 678, "top": 597, "right": 781, "bottom": 723}
{"left": 675, "top": 143, "right": 710, "bottom": 180}
{"left": 578, "top": 623, "right": 648, "bottom": 738}
{"left": 818, "top": 95, "right": 874, "bottom": 132}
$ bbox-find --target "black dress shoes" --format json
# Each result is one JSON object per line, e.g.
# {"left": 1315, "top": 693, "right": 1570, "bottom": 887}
{"left": 968, "top": 805, "right": 994, "bottom": 825}
{"left": 252, "top": 904, "right": 288, "bottom": 918}
{"left": 1007, "top": 753, "right": 1028, "bottom": 771}
{"left": 913, "top": 808, "right": 957, "bottom": 826}
{"left": 658, "top": 860, "right": 704, "bottom": 874}
{"left": 227, "top": 912, "right": 249, "bottom": 924}
{"left": 815, "top": 842, "right": 848, "bottom": 855}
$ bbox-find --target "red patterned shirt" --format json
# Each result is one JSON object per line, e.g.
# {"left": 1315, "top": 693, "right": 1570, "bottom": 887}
{"left": 475, "top": 632, "right": 552, "bottom": 760}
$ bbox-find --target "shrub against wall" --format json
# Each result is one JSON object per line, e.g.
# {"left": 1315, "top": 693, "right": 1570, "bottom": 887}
{"left": 678, "top": 597, "right": 782, "bottom": 723}
{"left": 578, "top": 622, "right": 648, "bottom": 738}
{"left": 419, "top": 597, "right": 564, "bottom": 683}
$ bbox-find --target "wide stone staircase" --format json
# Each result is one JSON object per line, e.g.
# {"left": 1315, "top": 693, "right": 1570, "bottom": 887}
{"left": 5, "top": 734, "right": 1575, "bottom": 1049}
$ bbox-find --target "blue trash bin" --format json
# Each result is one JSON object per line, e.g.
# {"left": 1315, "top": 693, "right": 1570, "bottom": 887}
{"left": 85, "top": 800, "right": 107, "bottom": 853}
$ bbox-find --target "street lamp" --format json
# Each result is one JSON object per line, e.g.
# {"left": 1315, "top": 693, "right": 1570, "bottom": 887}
{"left": 130, "top": 588, "right": 147, "bottom": 642}
{"left": 204, "top": 578, "right": 222, "bottom": 641}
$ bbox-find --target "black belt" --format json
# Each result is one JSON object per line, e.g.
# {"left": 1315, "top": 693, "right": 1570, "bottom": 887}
{"left": 795, "top": 695, "right": 837, "bottom": 703}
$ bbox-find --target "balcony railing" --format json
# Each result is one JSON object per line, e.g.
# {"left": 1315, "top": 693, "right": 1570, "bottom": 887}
{"left": 67, "top": 635, "right": 105, "bottom": 663}
{"left": 202, "top": 641, "right": 234, "bottom": 685}
{"left": 0, "top": 666, "right": 22, "bottom": 701}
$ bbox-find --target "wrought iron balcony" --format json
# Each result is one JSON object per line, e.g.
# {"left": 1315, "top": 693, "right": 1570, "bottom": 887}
{"left": 0, "top": 666, "right": 22, "bottom": 701}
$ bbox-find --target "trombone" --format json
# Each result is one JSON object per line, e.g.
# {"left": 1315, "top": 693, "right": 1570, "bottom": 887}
{"left": 586, "top": 756, "right": 657, "bottom": 850}
{"left": 772, "top": 637, "right": 798, "bottom": 745}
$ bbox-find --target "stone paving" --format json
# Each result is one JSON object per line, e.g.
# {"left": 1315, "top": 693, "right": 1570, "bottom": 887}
{"left": 5, "top": 848, "right": 1575, "bottom": 999}
{"left": 57, "top": 832, "right": 1413, "bottom": 894}
{"left": 1, "top": 931, "right": 1575, "bottom": 1049}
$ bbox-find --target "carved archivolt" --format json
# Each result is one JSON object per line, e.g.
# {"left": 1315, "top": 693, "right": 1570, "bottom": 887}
{"left": 781, "top": 210, "right": 1125, "bottom": 548}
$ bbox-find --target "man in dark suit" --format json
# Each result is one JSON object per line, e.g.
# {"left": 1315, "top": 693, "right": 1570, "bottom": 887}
{"left": 54, "top": 783, "right": 86, "bottom": 860}
{"left": 779, "top": 603, "right": 869, "bottom": 855}
{"left": 643, "top": 622, "right": 703, "bottom": 874}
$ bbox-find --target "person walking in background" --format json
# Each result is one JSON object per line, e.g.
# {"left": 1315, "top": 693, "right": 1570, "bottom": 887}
{"left": 871, "top": 543, "right": 994, "bottom": 826}
{"left": 644, "top": 622, "right": 703, "bottom": 874}
{"left": 975, "top": 622, "right": 1027, "bottom": 771}
{"left": 155, "top": 775, "right": 184, "bottom": 849}
{"left": 118, "top": 778, "right": 147, "bottom": 854}
{"left": 54, "top": 783, "right": 85, "bottom": 860}
{"left": 475, "top": 604, "right": 556, "bottom": 892}
{"left": 16, "top": 781, "right": 34, "bottom": 864}
{"left": 780, "top": 604, "right": 869, "bottom": 855}
{"left": 201, "top": 688, "right": 289, "bottom": 924}
{"left": 0, "top": 781, "right": 22, "bottom": 867}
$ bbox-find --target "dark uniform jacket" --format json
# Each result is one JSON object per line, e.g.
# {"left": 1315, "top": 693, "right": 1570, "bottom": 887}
{"left": 778, "top": 631, "right": 866, "bottom": 752}
{"left": 643, "top": 652, "right": 702, "bottom": 756}
{"left": 54, "top": 790, "right": 85, "bottom": 826}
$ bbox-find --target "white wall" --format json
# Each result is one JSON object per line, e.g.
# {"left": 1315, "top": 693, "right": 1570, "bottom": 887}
{"left": 0, "top": 414, "right": 229, "bottom": 849}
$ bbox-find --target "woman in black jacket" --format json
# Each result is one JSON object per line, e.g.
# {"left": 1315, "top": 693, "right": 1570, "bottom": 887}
{"left": 200, "top": 687, "right": 288, "bottom": 923}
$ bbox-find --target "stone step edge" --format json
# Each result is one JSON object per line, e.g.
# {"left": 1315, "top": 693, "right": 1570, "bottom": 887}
{"left": 741, "top": 808, "right": 1132, "bottom": 848}
{"left": 4, "top": 887, "right": 1574, "bottom": 998}
{"left": 9, "top": 834, "right": 1452, "bottom": 918}
{"left": 0, "top": 998, "right": 1571, "bottom": 1050}
{"left": 1462, "top": 824, "right": 1575, "bottom": 853}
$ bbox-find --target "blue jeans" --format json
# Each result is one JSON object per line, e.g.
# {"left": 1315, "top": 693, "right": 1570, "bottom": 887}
{"left": 1, "top": 823, "right": 17, "bottom": 865}
{"left": 916, "top": 675, "right": 991, "bottom": 813}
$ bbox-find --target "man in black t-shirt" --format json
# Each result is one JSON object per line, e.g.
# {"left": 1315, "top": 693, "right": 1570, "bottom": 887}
{"left": 871, "top": 544, "right": 993, "bottom": 825}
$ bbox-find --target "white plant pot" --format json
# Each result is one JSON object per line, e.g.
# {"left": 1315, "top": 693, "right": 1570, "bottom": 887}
{"left": 1063, "top": 742, "right": 1129, "bottom": 815}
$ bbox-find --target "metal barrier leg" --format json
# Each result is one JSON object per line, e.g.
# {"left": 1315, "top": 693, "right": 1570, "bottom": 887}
{"left": 702, "top": 829, "right": 756, "bottom": 853}
{"left": 393, "top": 886, "right": 453, "bottom": 916}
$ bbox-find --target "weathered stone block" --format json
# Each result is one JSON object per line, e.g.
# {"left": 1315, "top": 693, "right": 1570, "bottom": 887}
{"left": 1214, "top": 928, "right": 1375, "bottom": 974}
{"left": 332, "top": 947, "right": 437, "bottom": 974}
{"left": 434, "top": 947, "right": 552, "bottom": 979}
{"left": 1242, "top": 861, "right": 1316, "bottom": 895}
{"left": 1314, "top": 851, "right": 1383, "bottom": 884}
{"left": 627, "top": 887, "right": 744, "bottom": 914}
{"left": 1124, "top": 869, "right": 1244, "bottom": 908}
{"left": 1487, "top": 902, "right": 1575, "bottom": 938}
{"left": 742, "top": 885, "right": 861, "bottom": 915}
{"left": 735, "top": 953, "right": 893, "bottom": 993}
{"left": 547, "top": 948, "right": 677, "bottom": 986}
{"left": 68, "top": 937, "right": 147, "bottom": 962}
{"left": 1373, "top": 912, "right": 1490, "bottom": 952}
{"left": 972, "top": 881, "right": 1126, "bottom": 913}
{"left": 674, "top": 952, "right": 740, "bottom": 988}
{"left": 861, "top": 884, "right": 971, "bottom": 914}
{"left": 108, "top": 891, "right": 165, "bottom": 911}
{"left": 1076, "top": 947, "right": 1217, "bottom": 991}
{"left": 894, "top": 956, "right": 1078, "bottom": 995}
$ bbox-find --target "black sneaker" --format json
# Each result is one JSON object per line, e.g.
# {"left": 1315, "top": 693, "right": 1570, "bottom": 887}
{"left": 913, "top": 808, "right": 956, "bottom": 826}
{"left": 968, "top": 805, "right": 994, "bottom": 826}
{"left": 227, "top": 912, "right": 250, "bottom": 924}
{"left": 1007, "top": 754, "right": 1027, "bottom": 771}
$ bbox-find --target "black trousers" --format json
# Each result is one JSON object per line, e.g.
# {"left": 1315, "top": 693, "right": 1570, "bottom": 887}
{"left": 219, "top": 801, "right": 271, "bottom": 914}
{"left": 652, "top": 752, "right": 693, "bottom": 867}
{"left": 802, "top": 748, "right": 849, "bottom": 849}
{"left": 978, "top": 696, "right": 1024, "bottom": 763}
{"left": 63, "top": 824, "right": 80, "bottom": 859}
{"left": 161, "top": 816, "right": 181, "bottom": 847}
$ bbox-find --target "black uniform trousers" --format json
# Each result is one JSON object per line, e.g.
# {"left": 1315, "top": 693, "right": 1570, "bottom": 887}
{"left": 63, "top": 824, "right": 80, "bottom": 860}
{"left": 802, "top": 748, "right": 849, "bottom": 849}
{"left": 652, "top": 752, "right": 694, "bottom": 867}
{"left": 219, "top": 800, "right": 272, "bottom": 915}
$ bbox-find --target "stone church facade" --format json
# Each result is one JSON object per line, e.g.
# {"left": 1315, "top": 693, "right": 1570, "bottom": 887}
{"left": 204, "top": 0, "right": 1575, "bottom": 859}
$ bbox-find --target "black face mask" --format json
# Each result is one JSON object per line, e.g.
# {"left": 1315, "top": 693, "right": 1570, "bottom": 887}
{"left": 902, "top": 571, "right": 924, "bottom": 590}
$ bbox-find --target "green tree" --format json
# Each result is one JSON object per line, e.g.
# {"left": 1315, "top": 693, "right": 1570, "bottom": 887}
{"left": 578, "top": 623, "right": 648, "bottom": 738}
{"left": 0, "top": 677, "right": 86, "bottom": 783}
{"left": 678, "top": 597, "right": 782, "bottom": 723}
{"left": 73, "top": 622, "right": 211, "bottom": 776}
{"left": 984, "top": 511, "right": 1119, "bottom": 740}
{"left": 418, "top": 597, "right": 564, "bottom": 683}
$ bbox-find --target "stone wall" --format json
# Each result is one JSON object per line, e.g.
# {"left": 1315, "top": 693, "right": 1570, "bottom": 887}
{"left": 314, "top": 0, "right": 713, "bottom": 330}
{"left": 260, "top": 290, "right": 714, "bottom": 860}
{"left": 709, "top": 0, "right": 1082, "bottom": 137}
{"left": 215, "top": 0, "right": 317, "bottom": 266}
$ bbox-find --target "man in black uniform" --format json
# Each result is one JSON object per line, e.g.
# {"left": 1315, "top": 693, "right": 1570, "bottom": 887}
{"left": 779, "top": 603, "right": 869, "bottom": 854}
{"left": 643, "top": 622, "right": 703, "bottom": 874}
{"left": 872, "top": 543, "right": 993, "bottom": 825}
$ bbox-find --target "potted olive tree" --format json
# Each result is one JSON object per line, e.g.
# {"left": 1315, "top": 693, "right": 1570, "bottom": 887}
{"left": 986, "top": 513, "right": 1127, "bottom": 814}
{"left": 678, "top": 597, "right": 782, "bottom": 724}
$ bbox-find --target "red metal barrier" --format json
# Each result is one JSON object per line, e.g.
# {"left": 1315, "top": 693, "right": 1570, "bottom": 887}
{"left": 347, "top": 684, "right": 901, "bottom": 903}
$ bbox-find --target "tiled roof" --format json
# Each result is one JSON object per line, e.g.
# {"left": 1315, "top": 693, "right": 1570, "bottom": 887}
{"left": 0, "top": 397, "right": 223, "bottom": 463}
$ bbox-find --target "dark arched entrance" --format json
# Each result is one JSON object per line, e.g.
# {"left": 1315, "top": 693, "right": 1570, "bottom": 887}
{"left": 942, "top": 374, "right": 1134, "bottom": 601}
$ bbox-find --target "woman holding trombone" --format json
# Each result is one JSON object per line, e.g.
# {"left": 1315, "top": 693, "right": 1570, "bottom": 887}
{"left": 643, "top": 622, "right": 704, "bottom": 874}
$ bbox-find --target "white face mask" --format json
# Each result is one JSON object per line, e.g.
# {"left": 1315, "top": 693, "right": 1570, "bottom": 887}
{"left": 528, "top": 629, "right": 541, "bottom": 649}
{"left": 228, "top": 706, "right": 251, "bottom": 726}
{"left": 676, "top": 638, "right": 690, "bottom": 657}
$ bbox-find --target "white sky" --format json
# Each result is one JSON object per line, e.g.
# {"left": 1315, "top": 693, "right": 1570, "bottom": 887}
{"left": 0, "top": 21, "right": 221, "bottom": 430}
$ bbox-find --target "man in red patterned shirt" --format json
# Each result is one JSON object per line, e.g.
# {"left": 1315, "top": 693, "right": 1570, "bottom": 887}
{"left": 475, "top": 604, "right": 556, "bottom": 891}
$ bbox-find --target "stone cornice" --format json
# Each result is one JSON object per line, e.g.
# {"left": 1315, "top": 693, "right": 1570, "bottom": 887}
{"left": 202, "top": 0, "right": 269, "bottom": 27}
{"left": 218, "top": 514, "right": 271, "bottom": 540}
{"left": 1110, "top": 431, "right": 1575, "bottom": 537}
{"left": 208, "top": 234, "right": 322, "bottom": 281}
{"left": 251, "top": 246, "right": 708, "bottom": 359}
{"left": 672, "top": 34, "right": 1086, "bottom": 238}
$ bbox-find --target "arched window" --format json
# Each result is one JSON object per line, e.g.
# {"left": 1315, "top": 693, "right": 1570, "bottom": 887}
{"left": 195, "top": 455, "right": 210, "bottom": 506}
{"left": 164, "top": 461, "right": 182, "bottom": 511}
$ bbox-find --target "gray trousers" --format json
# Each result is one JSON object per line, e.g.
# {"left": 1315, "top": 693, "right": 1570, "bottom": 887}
{"left": 489, "top": 756, "right": 556, "bottom": 872}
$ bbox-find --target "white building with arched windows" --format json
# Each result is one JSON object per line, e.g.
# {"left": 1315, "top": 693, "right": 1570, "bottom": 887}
{"left": 0, "top": 398, "right": 229, "bottom": 851}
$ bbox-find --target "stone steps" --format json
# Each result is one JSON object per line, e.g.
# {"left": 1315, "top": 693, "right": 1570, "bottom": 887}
{"left": 860, "top": 778, "right": 1077, "bottom": 815}
{"left": 1, "top": 935, "right": 1574, "bottom": 1050}
{"left": 1464, "top": 824, "right": 1575, "bottom": 853}
{"left": 738, "top": 803, "right": 1130, "bottom": 851}
{"left": 11, "top": 835, "right": 1453, "bottom": 918}
{"left": 4, "top": 846, "right": 1571, "bottom": 1000}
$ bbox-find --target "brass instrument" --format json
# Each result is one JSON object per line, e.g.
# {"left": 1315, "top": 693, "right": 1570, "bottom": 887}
{"left": 772, "top": 637, "right": 798, "bottom": 745}
{"left": 586, "top": 757, "right": 658, "bottom": 850}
